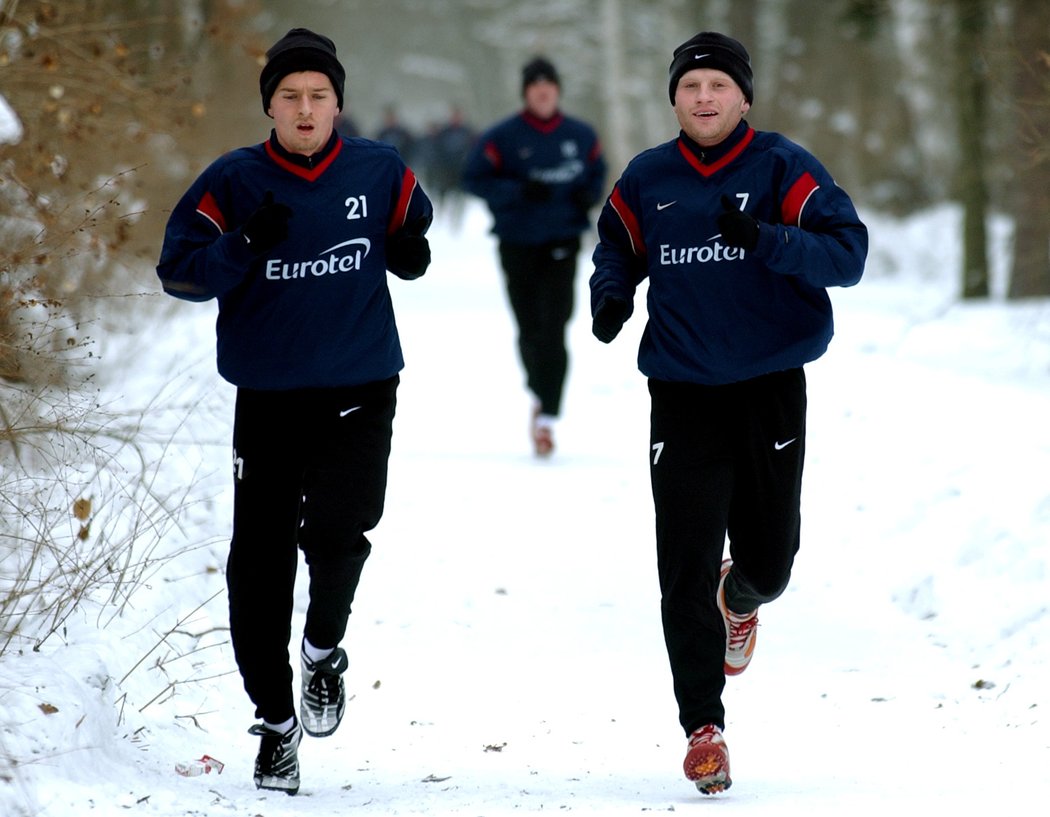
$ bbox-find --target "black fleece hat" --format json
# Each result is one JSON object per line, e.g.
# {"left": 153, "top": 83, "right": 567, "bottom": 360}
{"left": 522, "top": 57, "right": 560, "bottom": 94}
{"left": 667, "top": 31, "right": 753, "bottom": 105}
{"left": 260, "top": 28, "right": 346, "bottom": 114}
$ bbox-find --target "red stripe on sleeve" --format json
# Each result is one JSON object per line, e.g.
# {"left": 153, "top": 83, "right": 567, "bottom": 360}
{"left": 388, "top": 167, "right": 418, "bottom": 235}
{"left": 483, "top": 142, "right": 502, "bottom": 170}
{"left": 781, "top": 171, "right": 819, "bottom": 227}
{"left": 195, "top": 190, "right": 227, "bottom": 233}
{"left": 610, "top": 185, "right": 646, "bottom": 256}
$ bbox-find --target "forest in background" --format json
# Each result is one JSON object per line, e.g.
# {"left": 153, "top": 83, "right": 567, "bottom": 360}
{"left": 1, "top": 0, "right": 1048, "bottom": 655}
{"left": 2, "top": 0, "right": 1049, "bottom": 319}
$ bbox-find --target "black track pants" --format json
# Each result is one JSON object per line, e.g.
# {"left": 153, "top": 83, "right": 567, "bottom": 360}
{"left": 498, "top": 238, "right": 579, "bottom": 417}
{"left": 227, "top": 376, "right": 397, "bottom": 723}
{"left": 648, "top": 369, "right": 806, "bottom": 735}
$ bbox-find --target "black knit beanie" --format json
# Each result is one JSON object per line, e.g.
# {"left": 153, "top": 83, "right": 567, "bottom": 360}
{"left": 260, "top": 28, "right": 346, "bottom": 114}
{"left": 667, "top": 32, "right": 753, "bottom": 105}
{"left": 521, "top": 57, "right": 560, "bottom": 95}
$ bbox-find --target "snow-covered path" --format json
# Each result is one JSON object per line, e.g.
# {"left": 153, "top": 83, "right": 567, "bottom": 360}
{"left": 3, "top": 204, "right": 1048, "bottom": 816}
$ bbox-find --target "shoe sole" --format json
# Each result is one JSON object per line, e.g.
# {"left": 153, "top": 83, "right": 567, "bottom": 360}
{"left": 255, "top": 775, "right": 300, "bottom": 795}
{"left": 687, "top": 753, "right": 731, "bottom": 795}
{"left": 684, "top": 731, "right": 732, "bottom": 795}
{"left": 695, "top": 774, "right": 731, "bottom": 795}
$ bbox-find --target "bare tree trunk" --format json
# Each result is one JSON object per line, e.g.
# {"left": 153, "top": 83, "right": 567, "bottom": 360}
{"left": 953, "top": 0, "right": 990, "bottom": 299}
{"left": 1007, "top": 0, "right": 1050, "bottom": 298}
{"left": 599, "top": 0, "right": 631, "bottom": 184}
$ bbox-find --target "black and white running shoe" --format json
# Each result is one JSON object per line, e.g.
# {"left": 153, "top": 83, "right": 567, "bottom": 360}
{"left": 248, "top": 718, "right": 302, "bottom": 795}
{"left": 300, "top": 647, "right": 348, "bottom": 737}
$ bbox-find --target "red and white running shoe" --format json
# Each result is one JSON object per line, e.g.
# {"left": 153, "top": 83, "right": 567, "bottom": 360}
{"left": 717, "top": 559, "right": 759, "bottom": 676}
{"left": 683, "top": 724, "right": 731, "bottom": 794}
{"left": 530, "top": 407, "right": 555, "bottom": 457}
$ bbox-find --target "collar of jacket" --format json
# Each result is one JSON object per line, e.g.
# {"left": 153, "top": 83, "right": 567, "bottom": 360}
{"left": 521, "top": 110, "right": 565, "bottom": 134}
{"left": 679, "top": 119, "right": 751, "bottom": 164}
{"left": 267, "top": 129, "right": 340, "bottom": 169}
{"left": 677, "top": 120, "right": 753, "bottom": 177}
{"left": 265, "top": 129, "right": 342, "bottom": 181}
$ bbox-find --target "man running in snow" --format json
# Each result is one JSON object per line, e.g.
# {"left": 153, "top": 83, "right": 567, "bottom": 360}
{"left": 589, "top": 31, "right": 867, "bottom": 794}
{"left": 463, "top": 57, "right": 606, "bottom": 456}
{"left": 157, "top": 27, "right": 432, "bottom": 795}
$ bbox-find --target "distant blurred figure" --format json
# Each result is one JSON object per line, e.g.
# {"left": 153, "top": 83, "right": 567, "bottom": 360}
{"left": 429, "top": 104, "right": 475, "bottom": 227}
{"left": 412, "top": 120, "right": 441, "bottom": 191}
{"left": 463, "top": 57, "right": 606, "bottom": 457}
{"left": 374, "top": 103, "right": 415, "bottom": 164}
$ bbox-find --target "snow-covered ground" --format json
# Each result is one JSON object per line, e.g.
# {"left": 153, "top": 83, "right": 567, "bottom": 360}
{"left": 2, "top": 201, "right": 1048, "bottom": 816}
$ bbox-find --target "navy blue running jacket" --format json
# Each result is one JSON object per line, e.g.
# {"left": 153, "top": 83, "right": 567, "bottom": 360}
{"left": 157, "top": 131, "right": 433, "bottom": 390}
{"left": 463, "top": 111, "right": 606, "bottom": 245}
{"left": 590, "top": 121, "right": 867, "bottom": 385}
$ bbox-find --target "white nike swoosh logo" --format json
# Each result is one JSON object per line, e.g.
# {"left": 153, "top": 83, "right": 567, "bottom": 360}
{"left": 774, "top": 438, "right": 798, "bottom": 450}
{"left": 656, "top": 201, "right": 677, "bottom": 211}
{"left": 330, "top": 654, "right": 345, "bottom": 671}
{"left": 339, "top": 407, "right": 361, "bottom": 417}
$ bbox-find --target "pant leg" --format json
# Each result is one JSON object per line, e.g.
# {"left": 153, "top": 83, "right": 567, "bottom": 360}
{"left": 649, "top": 379, "right": 734, "bottom": 735}
{"left": 530, "top": 238, "right": 578, "bottom": 417}
{"left": 298, "top": 376, "right": 398, "bottom": 650}
{"left": 499, "top": 239, "right": 578, "bottom": 416}
{"left": 228, "top": 389, "right": 305, "bottom": 724}
{"left": 724, "top": 368, "right": 807, "bottom": 613}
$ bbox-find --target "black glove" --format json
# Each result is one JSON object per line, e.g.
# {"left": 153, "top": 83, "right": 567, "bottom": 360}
{"left": 592, "top": 296, "right": 630, "bottom": 344}
{"left": 387, "top": 235, "right": 431, "bottom": 280}
{"left": 242, "top": 191, "right": 293, "bottom": 256}
{"left": 717, "top": 194, "right": 760, "bottom": 251}
{"left": 387, "top": 215, "right": 432, "bottom": 280}
{"left": 570, "top": 186, "right": 595, "bottom": 212}
{"left": 522, "top": 179, "right": 552, "bottom": 202}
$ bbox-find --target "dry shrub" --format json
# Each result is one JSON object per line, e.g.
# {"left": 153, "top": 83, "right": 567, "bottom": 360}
{"left": 0, "top": 0, "right": 260, "bottom": 653}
